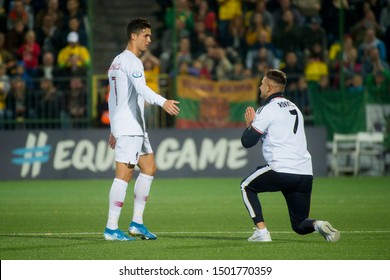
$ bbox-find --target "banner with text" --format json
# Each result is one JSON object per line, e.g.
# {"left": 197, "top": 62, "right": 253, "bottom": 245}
{"left": 0, "top": 128, "right": 327, "bottom": 180}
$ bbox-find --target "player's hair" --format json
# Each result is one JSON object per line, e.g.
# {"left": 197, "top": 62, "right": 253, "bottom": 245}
{"left": 266, "top": 69, "right": 287, "bottom": 87}
{"left": 126, "top": 18, "right": 151, "bottom": 39}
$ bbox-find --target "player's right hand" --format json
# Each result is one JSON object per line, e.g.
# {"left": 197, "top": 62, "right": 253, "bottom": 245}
{"left": 163, "top": 100, "right": 180, "bottom": 116}
{"left": 108, "top": 133, "right": 116, "bottom": 149}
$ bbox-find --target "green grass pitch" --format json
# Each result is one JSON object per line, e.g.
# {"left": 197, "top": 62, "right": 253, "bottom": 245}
{"left": 0, "top": 177, "right": 389, "bottom": 260}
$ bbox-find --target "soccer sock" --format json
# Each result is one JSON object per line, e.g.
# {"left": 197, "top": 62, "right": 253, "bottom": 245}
{"left": 106, "top": 178, "right": 128, "bottom": 230}
{"left": 257, "top": 227, "right": 269, "bottom": 234}
{"left": 132, "top": 173, "right": 153, "bottom": 224}
{"left": 314, "top": 220, "right": 322, "bottom": 232}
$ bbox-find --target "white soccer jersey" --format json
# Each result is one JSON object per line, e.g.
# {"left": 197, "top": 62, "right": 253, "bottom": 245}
{"left": 108, "top": 50, "right": 166, "bottom": 136}
{"left": 251, "top": 96, "right": 313, "bottom": 175}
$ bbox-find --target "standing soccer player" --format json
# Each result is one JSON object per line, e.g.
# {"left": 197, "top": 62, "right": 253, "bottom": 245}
{"left": 104, "top": 18, "right": 180, "bottom": 241}
{"left": 240, "top": 69, "right": 340, "bottom": 242}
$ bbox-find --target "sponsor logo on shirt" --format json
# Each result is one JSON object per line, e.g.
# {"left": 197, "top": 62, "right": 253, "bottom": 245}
{"left": 132, "top": 71, "right": 143, "bottom": 78}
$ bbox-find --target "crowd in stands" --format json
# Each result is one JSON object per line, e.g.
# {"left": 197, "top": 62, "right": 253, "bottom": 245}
{"left": 152, "top": 0, "right": 390, "bottom": 114}
{"left": 1, "top": 0, "right": 389, "bottom": 130}
{"left": 0, "top": 0, "right": 90, "bottom": 129}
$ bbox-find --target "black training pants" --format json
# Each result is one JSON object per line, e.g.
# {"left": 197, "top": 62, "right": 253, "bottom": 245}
{"left": 240, "top": 165, "right": 315, "bottom": 235}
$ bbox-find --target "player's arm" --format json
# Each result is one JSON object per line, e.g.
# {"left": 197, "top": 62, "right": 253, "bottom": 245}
{"left": 241, "top": 107, "right": 262, "bottom": 148}
{"left": 131, "top": 72, "right": 180, "bottom": 116}
{"left": 241, "top": 126, "right": 262, "bottom": 148}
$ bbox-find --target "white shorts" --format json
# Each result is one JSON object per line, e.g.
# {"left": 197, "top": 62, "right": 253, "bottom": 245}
{"left": 114, "top": 133, "right": 153, "bottom": 165}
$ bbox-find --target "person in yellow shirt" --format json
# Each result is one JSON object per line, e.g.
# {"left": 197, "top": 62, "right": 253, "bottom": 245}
{"left": 217, "top": 0, "right": 242, "bottom": 47}
{"left": 57, "top": 31, "right": 90, "bottom": 69}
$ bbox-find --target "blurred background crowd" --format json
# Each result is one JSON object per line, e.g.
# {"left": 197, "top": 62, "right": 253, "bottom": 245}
{"left": 0, "top": 0, "right": 389, "bottom": 130}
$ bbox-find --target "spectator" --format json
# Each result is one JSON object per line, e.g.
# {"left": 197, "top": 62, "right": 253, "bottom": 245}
{"left": 141, "top": 50, "right": 160, "bottom": 93}
{"left": 194, "top": 0, "right": 217, "bottom": 36}
{"left": 0, "top": 32, "right": 17, "bottom": 75}
{"left": 160, "top": 0, "right": 194, "bottom": 72}
{"left": 35, "top": 0, "right": 64, "bottom": 30}
{"left": 246, "top": 30, "right": 277, "bottom": 71}
{"left": 6, "top": 19, "right": 27, "bottom": 56}
{"left": 14, "top": 60, "right": 33, "bottom": 89}
{"left": 280, "top": 51, "right": 304, "bottom": 91}
{"left": 187, "top": 58, "right": 211, "bottom": 79}
{"left": 329, "top": 35, "right": 362, "bottom": 87}
{"left": 350, "top": 9, "right": 383, "bottom": 48}
{"left": 244, "top": 0, "right": 274, "bottom": 32}
{"left": 62, "top": 16, "right": 87, "bottom": 47}
{"left": 35, "top": 13, "right": 62, "bottom": 57}
{"left": 213, "top": 47, "right": 233, "bottom": 80}
{"left": 245, "top": 12, "right": 272, "bottom": 48}
{"left": 216, "top": 0, "right": 243, "bottom": 47}
{"left": 164, "top": 0, "right": 194, "bottom": 35}
{"left": 0, "top": 62, "right": 11, "bottom": 93}
{"left": 273, "top": 0, "right": 305, "bottom": 27}
{"left": 34, "top": 51, "right": 61, "bottom": 82}
{"left": 364, "top": 69, "right": 390, "bottom": 104}
{"left": 37, "top": 77, "right": 62, "bottom": 128}
{"left": 229, "top": 60, "right": 251, "bottom": 80}
{"left": 64, "top": 76, "right": 86, "bottom": 128}
{"left": 57, "top": 31, "right": 90, "bottom": 70}
{"left": 191, "top": 22, "right": 211, "bottom": 58}
{"left": 0, "top": 63, "right": 10, "bottom": 127}
{"left": 279, "top": 49, "right": 310, "bottom": 114}
{"left": 357, "top": 27, "right": 387, "bottom": 64}
{"left": 197, "top": 44, "right": 234, "bottom": 80}
{"left": 304, "top": 43, "right": 329, "bottom": 82}
{"left": 62, "top": 0, "right": 86, "bottom": 32}
{"left": 7, "top": 0, "right": 29, "bottom": 30}
{"left": 250, "top": 47, "right": 276, "bottom": 75}
{"left": 301, "top": 16, "right": 327, "bottom": 59}
{"left": 328, "top": 35, "right": 356, "bottom": 67}
{"left": 363, "top": 0, "right": 383, "bottom": 23}
{"left": 16, "top": 29, "right": 41, "bottom": 78}
{"left": 272, "top": 8, "right": 302, "bottom": 58}
{"left": 5, "top": 76, "right": 28, "bottom": 128}
{"left": 226, "top": 15, "right": 246, "bottom": 62}
{"left": 176, "top": 36, "right": 193, "bottom": 68}
{"left": 362, "top": 46, "right": 390, "bottom": 76}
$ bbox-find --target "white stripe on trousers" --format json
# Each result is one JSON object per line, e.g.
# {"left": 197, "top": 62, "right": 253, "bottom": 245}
{"left": 240, "top": 165, "right": 271, "bottom": 218}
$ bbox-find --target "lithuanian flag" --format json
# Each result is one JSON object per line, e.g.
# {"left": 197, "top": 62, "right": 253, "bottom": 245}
{"left": 176, "top": 76, "right": 259, "bottom": 129}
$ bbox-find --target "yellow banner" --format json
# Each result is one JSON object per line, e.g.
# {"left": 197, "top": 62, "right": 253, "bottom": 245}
{"left": 177, "top": 75, "right": 259, "bottom": 103}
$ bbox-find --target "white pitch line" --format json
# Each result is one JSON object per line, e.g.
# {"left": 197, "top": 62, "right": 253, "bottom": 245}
{"left": 1, "top": 230, "right": 390, "bottom": 236}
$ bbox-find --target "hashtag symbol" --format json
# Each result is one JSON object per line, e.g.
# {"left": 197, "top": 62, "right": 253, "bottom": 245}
{"left": 11, "top": 132, "right": 51, "bottom": 178}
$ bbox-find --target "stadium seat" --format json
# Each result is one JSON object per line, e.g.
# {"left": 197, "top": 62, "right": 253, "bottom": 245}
{"left": 331, "top": 133, "right": 358, "bottom": 176}
{"left": 353, "top": 132, "right": 385, "bottom": 176}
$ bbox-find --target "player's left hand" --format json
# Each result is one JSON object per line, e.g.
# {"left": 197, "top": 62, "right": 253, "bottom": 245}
{"left": 108, "top": 133, "right": 116, "bottom": 149}
{"left": 245, "top": 107, "right": 255, "bottom": 127}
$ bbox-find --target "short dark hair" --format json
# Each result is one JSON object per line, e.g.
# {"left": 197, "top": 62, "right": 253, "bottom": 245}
{"left": 266, "top": 69, "right": 287, "bottom": 86}
{"left": 126, "top": 18, "right": 151, "bottom": 39}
